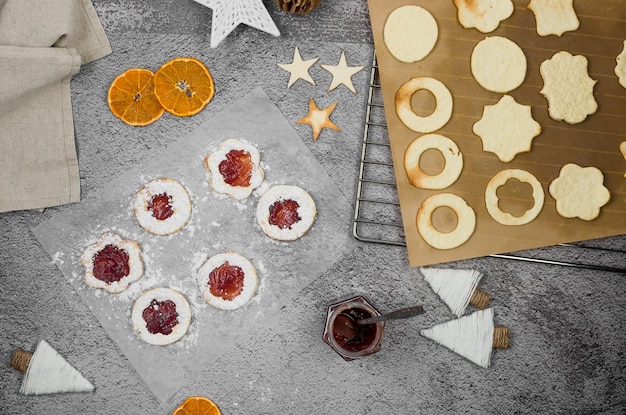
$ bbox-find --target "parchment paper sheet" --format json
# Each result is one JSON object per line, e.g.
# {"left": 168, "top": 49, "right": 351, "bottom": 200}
{"left": 32, "top": 87, "right": 352, "bottom": 404}
{"left": 367, "top": 0, "right": 626, "bottom": 267}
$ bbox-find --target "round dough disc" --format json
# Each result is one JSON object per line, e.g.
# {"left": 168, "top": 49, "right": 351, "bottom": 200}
{"left": 471, "top": 36, "right": 527, "bottom": 93}
{"left": 383, "top": 5, "right": 438, "bottom": 63}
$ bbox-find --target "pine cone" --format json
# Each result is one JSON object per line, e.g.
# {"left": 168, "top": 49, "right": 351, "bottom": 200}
{"left": 275, "top": 0, "right": 321, "bottom": 15}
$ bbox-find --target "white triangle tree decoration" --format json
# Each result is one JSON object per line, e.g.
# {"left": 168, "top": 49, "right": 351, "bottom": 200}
{"left": 192, "top": 0, "right": 280, "bottom": 48}
{"left": 419, "top": 267, "right": 491, "bottom": 317}
{"left": 420, "top": 308, "right": 509, "bottom": 368}
{"left": 10, "top": 340, "right": 94, "bottom": 395}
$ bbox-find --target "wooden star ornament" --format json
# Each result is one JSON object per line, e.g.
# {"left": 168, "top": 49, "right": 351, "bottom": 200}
{"left": 297, "top": 98, "right": 341, "bottom": 142}
{"left": 278, "top": 46, "right": 319, "bottom": 88}
{"left": 192, "top": 0, "right": 280, "bottom": 48}
{"left": 321, "top": 51, "right": 364, "bottom": 94}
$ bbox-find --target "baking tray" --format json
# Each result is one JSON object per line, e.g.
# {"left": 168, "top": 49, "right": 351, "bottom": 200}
{"left": 365, "top": 0, "right": 626, "bottom": 267}
{"left": 353, "top": 55, "right": 626, "bottom": 273}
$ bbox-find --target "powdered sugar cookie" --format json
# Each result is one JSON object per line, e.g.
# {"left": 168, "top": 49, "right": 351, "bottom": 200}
{"left": 471, "top": 36, "right": 527, "bottom": 93}
{"left": 540, "top": 51, "right": 597, "bottom": 124}
{"left": 204, "top": 138, "right": 264, "bottom": 200}
{"left": 197, "top": 252, "right": 258, "bottom": 310}
{"left": 133, "top": 178, "right": 192, "bottom": 235}
{"left": 549, "top": 163, "right": 610, "bottom": 221}
{"left": 453, "top": 0, "right": 514, "bottom": 33}
{"left": 528, "top": 0, "right": 579, "bottom": 37}
{"left": 256, "top": 185, "right": 316, "bottom": 241}
{"left": 131, "top": 287, "right": 192, "bottom": 346}
{"left": 81, "top": 232, "right": 143, "bottom": 293}
{"left": 383, "top": 5, "right": 438, "bottom": 63}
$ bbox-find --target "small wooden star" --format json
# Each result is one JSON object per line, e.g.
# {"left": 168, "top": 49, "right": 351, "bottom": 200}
{"left": 320, "top": 51, "right": 364, "bottom": 94}
{"left": 297, "top": 98, "right": 341, "bottom": 142}
{"left": 277, "top": 46, "right": 319, "bottom": 88}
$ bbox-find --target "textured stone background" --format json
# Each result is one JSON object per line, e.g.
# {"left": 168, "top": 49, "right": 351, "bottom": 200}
{"left": 1, "top": 1, "right": 625, "bottom": 414}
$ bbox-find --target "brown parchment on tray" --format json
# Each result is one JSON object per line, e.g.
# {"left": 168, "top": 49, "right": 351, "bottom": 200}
{"left": 367, "top": 0, "right": 626, "bottom": 267}
{"left": 31, "top": 87, "right": 353, "bottom": 404}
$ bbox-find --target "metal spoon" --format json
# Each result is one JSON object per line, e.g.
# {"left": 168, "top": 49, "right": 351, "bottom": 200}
{"left": 334, "top": 305, "right": 425, "bottom": 341}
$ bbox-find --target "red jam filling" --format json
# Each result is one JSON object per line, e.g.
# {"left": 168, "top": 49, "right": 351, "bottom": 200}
{"left": 219, "top": 149, "right": 253, "bottom": 187}
{"left": 268, "top": 199, "right": 301, "bottom": 229}
{"left": 142, "top": 299, "right": 179, "bottom": 335}
{"left": 93, "top": 244, "right": 130, "bottom": 284}
{"left": 332, "top": 308, "right": 378, "bottom": 353}
{"left": 148, "top": 193, "right": 174, "bottom": 220}
{"left": 208, "top": 261, "right": 245, "bottom": 301}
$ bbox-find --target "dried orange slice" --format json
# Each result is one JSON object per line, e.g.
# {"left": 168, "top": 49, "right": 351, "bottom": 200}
{"left": 153, "top": 57, "right": 215, "bottom": 117}
{"left": 172, "top": 396, "right": 221, "bottom": 415}
{"left": 107, "top": 68, "right": 164, "bottom": 126}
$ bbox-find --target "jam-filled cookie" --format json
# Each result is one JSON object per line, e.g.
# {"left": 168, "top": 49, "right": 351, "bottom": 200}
{"left": 204, "top": 138, "right": 264, "bottom": 200}
{"left": 256, "top": 185, "right": 316, "bottom": 241}
{"left": 197, "top": 252, "right": 258, "bottom": 310}
{"left": 81, "top": 232, "right": 143, "bottom": 293}
{"left": 133, "top": 178, "right": 192, "bottom": 235}
{"left": 131, "top": 287, "right": 192, "bottom": 346}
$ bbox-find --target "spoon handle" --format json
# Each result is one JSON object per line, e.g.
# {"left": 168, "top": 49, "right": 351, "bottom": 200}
{"left": 357, "top": 305, "right": 425, "bottom": 325}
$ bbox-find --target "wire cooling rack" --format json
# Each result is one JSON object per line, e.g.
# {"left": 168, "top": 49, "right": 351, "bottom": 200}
{"left": 352, "top": 55, "right": 626, "bottom": 274}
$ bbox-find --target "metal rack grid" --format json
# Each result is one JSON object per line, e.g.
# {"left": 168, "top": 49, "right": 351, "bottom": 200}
{"left": 352, "top": 55, "right": 626, "bottom": 274}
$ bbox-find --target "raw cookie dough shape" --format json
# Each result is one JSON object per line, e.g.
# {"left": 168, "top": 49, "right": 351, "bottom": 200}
{"left": 471, "top": 36, "right": 527, "bottom": 93}
{"left": 472, "top": 95, "right": 541, "bottom": 162}
{"left": 383, "top": 5, "right": 438, "bottom": 63}
{"left": 549, "top": 163, "right": 610, "bottom": 221}
{"left": 256, "top": 185, "right": 317, "bottom": 241}
{"left": 204, "top": 138, "right": 265, "bottom": 200}
{"left": 81, "top": 232, "right": 143, "bottom": 293}
{"left": 527, "top": 0, "right": 579, "bottom": 37}
{"left": 404, "top": 134, "right": 463, "bottom": 190}
{"left": 540, "top": 51, "right": 597, "bottom": 124}
{"left": 620, "top": 141, "right": 626, "bottom": 178}
{"left": 197, "top": 252, "right": 259, "bottom": 310}
{"left": 396, "top": 77, "right": 453, "bottom": 133}
{"left": 131, "top": 287, "right": 192, "bottom": 346}
{"left": 416, "top": 193, "right": 476, "bottom": 250}
{"left": 616, "top": 40, "right": 626, "bottom": 90}
{"left": 133, "top": 178, "right": 192, "bottom": 236}
{"left": 452, "top": 0, "right": 514, "bottom": 33}
{"left": 485, "top": 169, "right": 544, "bottom": 226}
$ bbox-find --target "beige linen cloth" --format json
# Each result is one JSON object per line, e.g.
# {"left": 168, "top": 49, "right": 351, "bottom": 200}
{"left": 0, "top": 0, "right": 111, "bottom": 213}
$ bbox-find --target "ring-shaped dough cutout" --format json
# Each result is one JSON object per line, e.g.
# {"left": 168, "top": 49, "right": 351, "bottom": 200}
{"left": 485, "top": 169, "right": 544, "bottom": 225}
{"left": 383, "top": 5, "right": 438, "bottom": 63}
{"left": 396, "top": 77, "right": 453, "bottom": 133}
{"left": 404, "top": 134, "right": 463, "bottom": 189}
{"left": 416, "top": 193, "right": 476, "bottom": 250}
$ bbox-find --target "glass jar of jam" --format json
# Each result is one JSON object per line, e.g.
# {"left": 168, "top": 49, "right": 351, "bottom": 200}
{"left": 322, "top": 295, "right": 384, "bottom": 361}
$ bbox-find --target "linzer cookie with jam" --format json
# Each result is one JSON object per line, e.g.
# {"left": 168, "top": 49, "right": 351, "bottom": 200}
{"left": 81, "top": 232, "right": 143, "bottom": 293}
{"left": 256, "top": 185, "right": 316, "bottom": 241}
{"left": 131, "top": 287, "right": 192, "bottom": 346}
{"left": 133, "top": 178, "right": 192, "bottom": 235}
{"left": 197, "top": 252, "right": 259, "bottom": 310}
{"left": 204, "top": 138, "right": 264, "bottom": 200}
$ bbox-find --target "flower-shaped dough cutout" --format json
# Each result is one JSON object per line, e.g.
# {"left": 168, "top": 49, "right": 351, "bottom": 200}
{"left": 549, "top": 163, "right": 610, "bottom": 221}
{"left": 452, "top": 0, "right": 514, "bottom": 33}
{"left": 528, "top": 0, "right": 579, "bottom": 37}
{"left": 616, "top": 40, "right": 626, "bottom": 90}
{"left": 472, "top": 95, "right": 541, "bottom": 162}
{"left": 540, "top": 51, "right": 597, "bottom": 124}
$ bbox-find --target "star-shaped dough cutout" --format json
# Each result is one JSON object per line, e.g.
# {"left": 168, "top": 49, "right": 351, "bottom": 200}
{"left": 296, "top": 99, "right": 341, "bottom": 142}
{"left": 277, "top": 46, "right": 319, "bottom": 88}
{"left": 472, "top": 95, "right": 541, "bottom": 162}
{"left": 320, "top": 51, "right": 364, "bottom": 94}
{"left": 192, "top": 0, "right": 280, "bottom": 48}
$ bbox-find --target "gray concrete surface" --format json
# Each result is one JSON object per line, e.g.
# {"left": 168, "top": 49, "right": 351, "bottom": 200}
{"left": 1, "top": 1, "right": 625, "bottom": 414}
